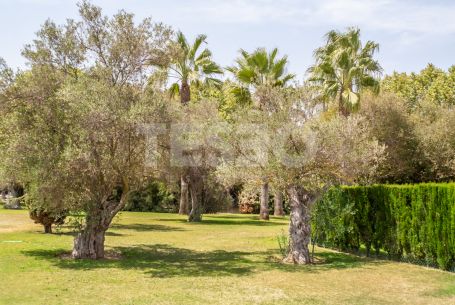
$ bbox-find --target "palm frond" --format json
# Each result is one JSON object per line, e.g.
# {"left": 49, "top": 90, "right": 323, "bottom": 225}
{"left": 169, "top": 82, "right": 180, "bottom": 98}
{"left": 188, "top": 34, "right": 207, "bottom": 61}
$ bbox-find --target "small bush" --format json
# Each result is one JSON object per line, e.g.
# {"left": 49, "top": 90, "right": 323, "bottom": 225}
{"left": 276, "top": 229, "right": 290, "bottom": 258}
{"left": 124, "top": 181, "right": 177, "bottom": 212}
{"left": 238, "top": 190, "right": 259, "bottom": 213}
{"left": 237, "top": 189, "right": 277, "bottom": 214}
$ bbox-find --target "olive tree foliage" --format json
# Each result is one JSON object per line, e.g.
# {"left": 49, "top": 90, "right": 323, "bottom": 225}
{"left": 0, "top": 58, "right": 14, "bottom": 92}
{"left": 216, "top": 86, "right": 384, "bottom": 264}
{"left": 0, "top": 58, "right": 13, "bottom": 188}
{"left": 358, "top": 93, "right": 426, "bottom": 183}
{"left": 381, "top": 65, "right": 455, "bottom": 181}
{"left": 0, "top": 1, "right": 173, "bottom": 258}
{"left": 412, "top": 101, "right": 455, "bottom": 181}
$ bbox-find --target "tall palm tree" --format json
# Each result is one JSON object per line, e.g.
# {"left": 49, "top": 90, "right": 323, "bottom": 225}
{"left": 308, "top": 27, "right": 382, "bottom": 116}
{"left": 228, "top": 47, "right": 295, "bottom": 220}
{"left": 227, "top": 48, "right": 295, "bottom": 108}
{"left": 168, "top": 31, "right": 223, "bottom": 105}
{"left": 167, "top": 32, "right": 222, "bottom": 218}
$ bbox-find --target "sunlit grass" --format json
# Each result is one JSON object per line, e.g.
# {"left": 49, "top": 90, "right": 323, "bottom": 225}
{"left": 0, "top": 209, "right": 453, "bottom": 305}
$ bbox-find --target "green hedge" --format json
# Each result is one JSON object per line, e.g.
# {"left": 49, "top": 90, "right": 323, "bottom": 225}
{"left": 312, "top": 183, "right": 455, "bottom": 271}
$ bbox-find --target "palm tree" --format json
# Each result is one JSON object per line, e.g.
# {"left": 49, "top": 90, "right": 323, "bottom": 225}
{"left": 167, "top": 32, "right": 222, "bottom": 218}
{"left": 227, "top": 48, "right": 295, "bottom": 108}
{"left": 228, "top": 47, "right": 295, "bottom": 220}
{"left": 308, "top": 27, "right": 382, "bottom": 116}
{"left": 168, "top": 31, "right": 223, "bottom": 105}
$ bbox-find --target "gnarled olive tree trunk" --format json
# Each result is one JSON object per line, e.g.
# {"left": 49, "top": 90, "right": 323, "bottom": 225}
{"left": 274, "top": 191, "right": 284, "bottom": 216}
{"left": 179, "top": 174, "right": 189, "bottom": 215}
{"left": 188, "top": 185, "right": 202, "bottom": 222}
{"left": 259, "top": 181, "right": 270, "bottom": 220}
{"left": 72, "top": 225, "right": 106, "bottom": 259}
{"left": 72, "top": 190, "right": 129, "bottom": 259}
{"left": 72, "top": 208, "right": 114, "bottom": 259}
{"left": 284, "top": 185, "right": 320, "bottom": 264}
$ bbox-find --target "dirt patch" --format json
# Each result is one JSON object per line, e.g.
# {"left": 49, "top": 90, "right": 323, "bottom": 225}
{"left": 0, "top": 211, "right": 42, "bottom": 233}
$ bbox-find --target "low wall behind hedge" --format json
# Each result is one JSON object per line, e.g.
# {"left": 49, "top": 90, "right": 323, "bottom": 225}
{"left": 313, "top": 183, "right": 455, "bottom": 271}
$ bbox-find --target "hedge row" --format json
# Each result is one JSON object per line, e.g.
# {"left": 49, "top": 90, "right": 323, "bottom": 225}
{"left": 312, "top": 183, "right": 455, "bottom": 270}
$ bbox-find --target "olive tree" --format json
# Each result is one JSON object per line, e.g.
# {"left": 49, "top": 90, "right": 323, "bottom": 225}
{"left": 216, "top": 86, "right": 384, "bottom": 264}
{"left": 413, "top": 101, "right": 455, "bottom": 181}
{"left": 0, "top": 1, "right": 173, "bottom": 258}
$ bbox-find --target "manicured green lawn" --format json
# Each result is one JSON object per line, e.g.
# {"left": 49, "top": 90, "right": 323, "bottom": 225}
{"left": 0, "top": 209, "right": 454, "bottom": 305}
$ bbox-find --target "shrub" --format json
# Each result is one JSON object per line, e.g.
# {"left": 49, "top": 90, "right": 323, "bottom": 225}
{"left": 238, "top": 190, "right": 260, "bottom": 213}
{"left": 201, "top": 174, "right": 234, "bottom": 214}
{"left": 124, "top": 181, "right": 177, "bottom": 212}
{"left": 237, "top": 188, "right": 278, "bottom": 214}
{"left": 313, "top": 183, "right": 455, "bottom": 271}
{"left": 276, "top": 229, "right": 290, "bottom": 258}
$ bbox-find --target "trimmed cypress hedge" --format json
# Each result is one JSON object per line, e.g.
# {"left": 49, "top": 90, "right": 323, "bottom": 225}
{"left": 312, "top": 183, "right": 455, "bottom": 271}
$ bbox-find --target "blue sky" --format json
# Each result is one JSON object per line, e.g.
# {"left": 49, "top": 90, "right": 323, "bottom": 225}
{"left": 1, "top": 0, "right": 455, "bottom": 80}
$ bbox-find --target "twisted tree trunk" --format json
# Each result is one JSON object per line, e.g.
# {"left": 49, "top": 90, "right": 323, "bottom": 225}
{"left": 179, "top": 174, "right": 189, "bottom": 215}
{"left": 72, "top": 225, "right": 106, "bottom": 259}
{"left": 72, "top": 207, "right": 113, "bottom": 259}
{"left": 188, "top": 183, "right": 202, "bottom": 222}
{"left": 284, "top": 185, "right": 320, "bottom": 264}
{"left": 274, "top": 191, "right": 285, "bottom": 216}
{"left": 188, "top": 169, "right": 203, "bottom": 222}
{"left": 72, "top": 185, "right": 129, "bottom": 259}
{"left": 259, "top": 181, "right": 270, "bottom": 220}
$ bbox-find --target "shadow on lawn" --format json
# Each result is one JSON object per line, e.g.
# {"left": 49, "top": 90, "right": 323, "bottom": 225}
{"left": 158, "top": 215, "right": 287, "bottom": 226}
{"left": 55, "top": 231, "right": 125, "bottom": 237}
{"left": 22, "top": 244, "right": 255, "bottom": 277}
{"left": 110, "top": 223, "right": 186, "bottom": 232}
{"left": 264, "top": 250, "right": 385, "bottom": 273}
{"left": 56, "top": 223, "right": 185, "bottom": 236}
{"left": 22, "top": 244, "right": 384, "bottom": 278}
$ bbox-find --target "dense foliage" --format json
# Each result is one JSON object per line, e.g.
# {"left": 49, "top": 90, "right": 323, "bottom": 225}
{"left": 124, "top": 181, "right": 177, "bottom": 213}
{"left": 383, "top": 64, "right": 455, "bottom": 108}
{"left": 313, "top": 184, "right": 455, "bottom": 270}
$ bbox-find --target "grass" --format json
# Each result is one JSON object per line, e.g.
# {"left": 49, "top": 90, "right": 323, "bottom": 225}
{"left": 0, "top": 209, "right": 454, "bottom": 305}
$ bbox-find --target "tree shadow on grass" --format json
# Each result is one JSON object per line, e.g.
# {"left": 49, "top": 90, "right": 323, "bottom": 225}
{"left": 264, "top": 250, "right": 385, "bottom": 273}
{"left": 158, "top": 215, "right": 287, "bottom": 226}
{"left": 22, "top": 244, "right": 256, "bottom": 278}
{"left": 110, "top": 223, "right": 186, "bottom": 232}
{"left": 55, "top": 231, "right": 125, "bottom": 237}
{"left": 22, "top": 244, "right": 384, "bottom": 278}
{"left": 313, "top": 251, "right": 384, "bottom": 270}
